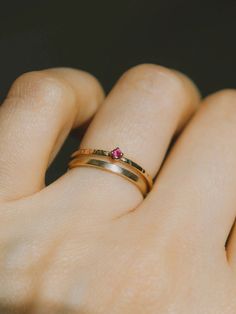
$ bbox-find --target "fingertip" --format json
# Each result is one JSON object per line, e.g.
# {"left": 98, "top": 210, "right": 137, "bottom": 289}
{"left": 170, "top": 69, "right": 202, "bottom": 109}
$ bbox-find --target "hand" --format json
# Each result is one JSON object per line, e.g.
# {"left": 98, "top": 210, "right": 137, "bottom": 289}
{"left": 0, "top": 64, "right": 236, "bottom": 313}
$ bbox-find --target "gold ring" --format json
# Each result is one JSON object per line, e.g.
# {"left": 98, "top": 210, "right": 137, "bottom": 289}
{"left": 68, "top": 147, "right": 154, "bottom": 197}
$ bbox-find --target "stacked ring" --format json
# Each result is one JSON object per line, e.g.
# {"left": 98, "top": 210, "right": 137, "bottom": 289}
{"left": 68, "top": 147, "right": 154, "bottom": 197}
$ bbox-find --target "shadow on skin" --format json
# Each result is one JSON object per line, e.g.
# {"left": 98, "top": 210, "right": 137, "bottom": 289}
{"left": 0, "top": 305, "right": 30, "bottom": 314}
{"left": 0, "top": 304, "right": 92, "bottom": 314}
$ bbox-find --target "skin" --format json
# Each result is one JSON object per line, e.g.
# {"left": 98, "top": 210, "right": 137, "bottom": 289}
{"left": 0, "top": 64, "right": 236, "bottom": 313}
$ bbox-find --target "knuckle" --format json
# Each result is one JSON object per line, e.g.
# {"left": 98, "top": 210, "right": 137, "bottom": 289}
{"left": 119, "top": 63, "right": 186, "bottom": 96}
{"left": 4, "top": 240, "right": 40, "bottom": 272}
{"left": 7, "top": 70, "right": 74, "bottom": 106}
{"left": 204, "top": 89, "right": 236, "bottom": 114}
{"left": 0, "top": 272, "right": 33, "bottom": 308}
{"left": 213, "top": 88, "right": 236, "bottom": 103}
{"left": 0, "top": 236, "right": 46, "bottom": 307}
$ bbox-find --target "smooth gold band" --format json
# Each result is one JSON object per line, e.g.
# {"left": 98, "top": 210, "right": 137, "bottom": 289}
{"left": 68, "top": 155, "right": 148, "bottom": 196}
{"left": 71, "top": 148, "right": 153, "bottom": 191}
{"left": 68, "top": 147, "right": 154, "bottom": 197}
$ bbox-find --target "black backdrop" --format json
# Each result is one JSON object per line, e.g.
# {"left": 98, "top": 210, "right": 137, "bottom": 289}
{"left": 0, "top": 0, "right": 235, "bottom": 183}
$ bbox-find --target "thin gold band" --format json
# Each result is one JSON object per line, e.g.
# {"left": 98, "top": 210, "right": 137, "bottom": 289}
{"left": 71, "top": 148, "right": 153, "bottom": 191}
{"left": 68, "top": 155, "right": 148, "bottom": 196}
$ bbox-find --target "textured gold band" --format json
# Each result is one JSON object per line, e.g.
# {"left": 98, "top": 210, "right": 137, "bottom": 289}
{"left": 69, "top": 156, "right": 148, "bottom": 196}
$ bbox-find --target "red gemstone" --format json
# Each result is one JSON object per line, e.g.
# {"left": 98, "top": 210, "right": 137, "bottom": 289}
{"left": 110, "top": 147, "right": 123, "bottom": 159}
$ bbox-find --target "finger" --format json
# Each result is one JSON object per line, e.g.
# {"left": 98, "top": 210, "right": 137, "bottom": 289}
{"left": 50, "top": 64, "right": 200, "bottom": 220}
{"left": 0, "top": 68, "right": 104, "bottom": 201}
{"left": 147, "top": 89, "right": 236, "bottom": 252}
{"left": 226, "top": 224, "right": 236, "bottom": 272}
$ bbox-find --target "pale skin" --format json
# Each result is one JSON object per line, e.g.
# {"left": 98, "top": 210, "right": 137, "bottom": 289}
{"left": 0, "top": 64, "right": 236, "bottom": 313}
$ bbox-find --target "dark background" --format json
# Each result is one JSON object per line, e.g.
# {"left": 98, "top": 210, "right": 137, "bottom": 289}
{"left": 0, "top": 0, "right": 235, "bottom": 183}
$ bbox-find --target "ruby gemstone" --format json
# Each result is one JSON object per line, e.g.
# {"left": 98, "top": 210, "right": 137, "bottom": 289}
{"left": 110, "top": 147, "right": 123, "bottom": 159}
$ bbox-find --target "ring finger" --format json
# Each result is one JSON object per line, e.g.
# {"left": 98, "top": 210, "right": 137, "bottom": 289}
{"left": 52, "top": 64, "right": 200, "bottom": 220}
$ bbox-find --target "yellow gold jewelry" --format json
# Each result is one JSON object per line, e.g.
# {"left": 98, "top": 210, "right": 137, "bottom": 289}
{"left": 68, "top": 147, "right": 154, "bottom": 197}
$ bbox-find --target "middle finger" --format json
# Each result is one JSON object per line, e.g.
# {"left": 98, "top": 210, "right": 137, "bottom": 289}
{"left": 148, "top": 89, "right": 236, "bottom": 250}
